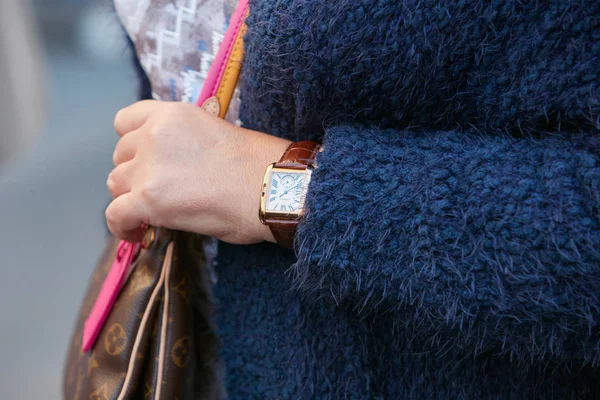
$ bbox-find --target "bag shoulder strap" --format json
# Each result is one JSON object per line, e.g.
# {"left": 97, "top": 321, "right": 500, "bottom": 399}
{"left": 197, "top": 0, "right": 249, "bottom": 118}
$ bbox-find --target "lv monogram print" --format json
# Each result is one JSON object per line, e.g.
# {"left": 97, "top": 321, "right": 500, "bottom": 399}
{"left": 87, "top": 354, "right": 99, "bottom": 376}
{"left": 89, "top": 383, "right": 110, "bottom": 400}
{"left": 128, "top": 264, "right": 154, "bottom": 294}
{"left": 144, "top": 382, "right": 155, "bottom": 399}
{"left": 174, "top": 274, "right": 191, "bottom": 305}
{"left": 172, "top": 336, "right": 193, "bottom": 368}
{"left": 63, "top": 230, "right": 202, "bottom": 400}
{"left": 104, "top": 323, "right": 128, "bottom": 356}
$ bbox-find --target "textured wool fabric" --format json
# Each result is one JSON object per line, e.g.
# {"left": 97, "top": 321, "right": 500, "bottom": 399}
{"left": 128, "top": 0, "right": 600, "bottom": 398}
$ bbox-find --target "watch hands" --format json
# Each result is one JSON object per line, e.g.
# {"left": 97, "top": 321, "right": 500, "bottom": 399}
{"left": 279, "top": 182, "right": 303, "bottom": 198}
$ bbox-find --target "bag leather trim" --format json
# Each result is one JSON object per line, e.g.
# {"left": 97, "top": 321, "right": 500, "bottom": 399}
{"left": 116, "top": 241, "right": 174, "bottom": 400}
{"left": 155, "top": 241, "right": 174, "bottom": 399}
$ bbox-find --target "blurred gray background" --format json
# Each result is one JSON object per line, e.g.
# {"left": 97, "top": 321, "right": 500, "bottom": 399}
{"left": 0, "top": 1, "right": 137, "bottom": 398}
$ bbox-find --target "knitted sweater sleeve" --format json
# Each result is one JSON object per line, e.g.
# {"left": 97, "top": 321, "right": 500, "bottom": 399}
{"left": 293, "top": 126, "right": 600, "bottom": 363}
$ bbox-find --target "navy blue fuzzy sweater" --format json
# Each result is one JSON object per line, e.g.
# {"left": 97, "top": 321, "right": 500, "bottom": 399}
{"left": 128, "top": 0, "right": 600, "bottom": 398}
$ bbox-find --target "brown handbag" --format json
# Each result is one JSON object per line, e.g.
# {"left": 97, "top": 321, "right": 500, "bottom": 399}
{"left": 63, "top": 231, "right": 223, "bottom": 400}
{"left": 62, "top": 1, "right": 249, "bottom": 398}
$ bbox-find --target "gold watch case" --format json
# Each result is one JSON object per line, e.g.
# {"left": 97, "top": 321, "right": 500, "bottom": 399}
{"left": 259, "top": 163, "right": 313, "bottom": 224}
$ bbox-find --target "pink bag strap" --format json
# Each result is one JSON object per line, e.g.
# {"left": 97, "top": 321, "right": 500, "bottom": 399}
{"left": 197, "top": 0, "right": 249, "bottom": 117}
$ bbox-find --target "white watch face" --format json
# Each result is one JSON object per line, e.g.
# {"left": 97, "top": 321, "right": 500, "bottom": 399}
{"left": 266, "top": 170, "right": 311, "bottom": 213}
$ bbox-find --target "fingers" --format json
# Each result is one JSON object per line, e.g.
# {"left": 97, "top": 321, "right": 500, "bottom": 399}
{"left": 107, "top": 161, "right": 135, "bottom": 199}
{"left": 113, "top": 130, "right": 141, "bottom": 166}
{"left": 105, "top": 192, "right": 147, "bottom": 242}
{"left": 114, "top": 100, "right": 161, "bottom": 136}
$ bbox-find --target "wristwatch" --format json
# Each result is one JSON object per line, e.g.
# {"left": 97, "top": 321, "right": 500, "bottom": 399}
{"left": 259, "top": 141, "right": 320, "bottom": 248}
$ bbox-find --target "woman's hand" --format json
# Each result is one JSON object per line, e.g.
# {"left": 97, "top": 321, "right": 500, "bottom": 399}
{"left": 106, "top": 100, "right": 291, "bottom": 244}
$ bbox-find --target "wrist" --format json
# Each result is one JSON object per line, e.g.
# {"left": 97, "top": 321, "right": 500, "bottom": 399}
{"left": 243, "top": 131, "right": 291, "bottom": 244}
{"left": 259, "top": 222, "right": 276, "bottom": 243}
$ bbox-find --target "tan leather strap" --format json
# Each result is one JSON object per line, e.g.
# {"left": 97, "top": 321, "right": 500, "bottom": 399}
{"left": 197, "top": 0, "right": 248, "bottom": 117}
{"left": 117, "top": 241, "right": 173, "bottom": 400}
{"left": 266, "top": 141, "right": 320, "bottom": 248}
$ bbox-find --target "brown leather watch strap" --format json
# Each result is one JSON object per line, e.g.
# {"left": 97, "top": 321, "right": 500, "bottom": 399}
{"left": 265, "top": 141, "right": 320, "bottom": 248}
{"left": 274, "top": 140, "right": 320, "bottom": 170}
{"left": 268, "top": 219, "right": 298, "bottom": 249}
